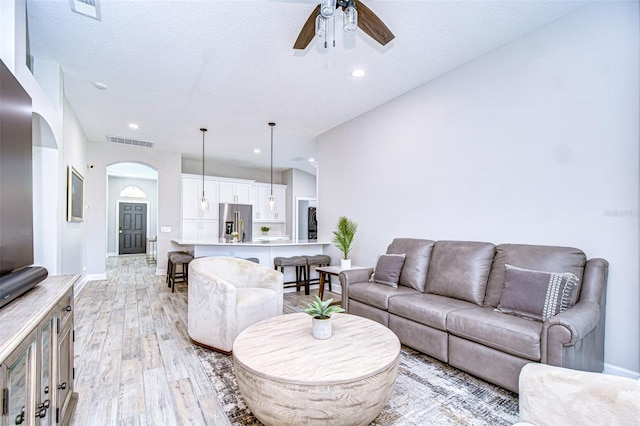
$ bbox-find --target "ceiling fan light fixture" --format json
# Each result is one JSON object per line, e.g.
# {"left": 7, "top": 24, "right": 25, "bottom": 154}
{"left": 316, "top": 13, "right": 327, "bottom": 38}
{"left": 320, "top": 0, "right": 336, "bottom": 18}
{"left": 343, "top": 0, "right": 357, "bottom": 32}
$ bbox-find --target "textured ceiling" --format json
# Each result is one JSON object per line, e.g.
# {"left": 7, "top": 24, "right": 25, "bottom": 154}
{"left": 26, "top": 0, "right": 590, "bottom": 176}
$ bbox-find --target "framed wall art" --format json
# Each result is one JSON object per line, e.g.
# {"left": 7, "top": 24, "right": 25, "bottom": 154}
{"left": 67, "top": 166, "right": 84, "bottom": 222}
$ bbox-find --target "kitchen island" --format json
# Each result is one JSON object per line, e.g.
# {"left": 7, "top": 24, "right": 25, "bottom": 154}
{"left": 171, "top": 239, "right": 332, "bottom": 286}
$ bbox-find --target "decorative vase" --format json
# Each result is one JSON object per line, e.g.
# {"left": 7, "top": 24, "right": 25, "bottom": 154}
{"left": 312, "top": 317, "right": 332, "bottom": 340}
{"left": 340, "top": 258, "right": 352, "bottom": 269}
{"left": 262, "top": 231, "right": 268, "bottom": 235}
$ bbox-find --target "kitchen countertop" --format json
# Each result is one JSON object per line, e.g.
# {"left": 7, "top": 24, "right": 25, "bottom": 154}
{"left": 172, "top": 239, "right": 330, "bottom": 247}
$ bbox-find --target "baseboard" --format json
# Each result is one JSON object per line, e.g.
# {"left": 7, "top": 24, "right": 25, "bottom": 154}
{"left": 107, "top": 252, "right": 118, "bottom": 257}
{"left": 603, "top": 363, "right": 640, "bottom": 379}
{"left": 156, "top": 268, "right": 166, "bottom": 276}
{"left": 74, "top": 273, "right": 105, "bottom": 295}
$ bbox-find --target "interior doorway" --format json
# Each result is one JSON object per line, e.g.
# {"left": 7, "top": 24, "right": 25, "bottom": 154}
{"left": 106, "top": 162, "right": 158, "bottom": 257}
{"left": 118, "top": 202, "right": 147, "bottom": 254}
{"left": 295, "top": 197, "right": 317, "bottom": 242}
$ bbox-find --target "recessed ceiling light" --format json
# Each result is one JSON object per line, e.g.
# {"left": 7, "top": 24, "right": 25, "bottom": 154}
{"left": 253, "top": 148, "right": 261, "bottom": 154}
{"left": 351, "top": 69, "right": 365, "bottom": 78}
{"left": 93, "top": 82, "right": 108, "bottom": 90}
{"left": 128, "top": 123, "right": 140, "bottom": 130}
{"left": 308, "top": 158, "right": 316, "bottom": 163}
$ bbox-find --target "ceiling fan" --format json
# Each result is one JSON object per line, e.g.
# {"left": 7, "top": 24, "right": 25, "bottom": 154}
{"left": 293, "top": 0, "right": 395, "bottom": 50}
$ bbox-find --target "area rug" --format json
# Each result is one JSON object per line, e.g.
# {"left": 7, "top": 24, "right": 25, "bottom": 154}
{"left": 194, "top": 344, "right": 519, "bottom": 425}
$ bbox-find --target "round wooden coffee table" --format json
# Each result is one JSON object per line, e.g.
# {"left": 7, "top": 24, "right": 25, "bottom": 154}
{"left": 232, "top": 312, "right": 400, "bottom": 426}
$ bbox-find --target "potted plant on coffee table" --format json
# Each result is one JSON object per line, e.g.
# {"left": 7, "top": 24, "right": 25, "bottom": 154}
{"left": 304, "top": 295, "right": 345, "bottom": 340}
{"left": 332, "top": 216, "right": 358, "bottom": 269}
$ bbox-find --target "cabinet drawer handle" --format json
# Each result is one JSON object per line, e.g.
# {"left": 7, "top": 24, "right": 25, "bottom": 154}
{"left": 15, "top": 406, "right": 25, "bottom": 424}
{"left": 58, "top": 382, "right": 67, "bottom": 390}
{"left": 36, "top": 407, "right": 47, "bottom": 419}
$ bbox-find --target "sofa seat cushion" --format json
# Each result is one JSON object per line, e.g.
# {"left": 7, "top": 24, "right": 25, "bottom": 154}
{"left": 425, "top": 241, "right": 496, "bottom": 306}
{"left": 348, "top": 282, "right": 419, "bottom": 311}
{"left": 447, "top": 307, "right": 543, "bottom": 361}
{"left": 388, "top": 293, "right": 477, "bottom": 331}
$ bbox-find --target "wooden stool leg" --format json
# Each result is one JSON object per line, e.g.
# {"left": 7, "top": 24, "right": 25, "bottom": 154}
{"left": 303, "top": 266, "right": 309, "bottom": 295}
{"left": 167, "top": 259, "right": 173, "bottom": 286}
{"left": 171, "top": 263, "right": 177, "bottom": 293}
{"left": 319, "top": 272, "right": 325, "bottom": 300}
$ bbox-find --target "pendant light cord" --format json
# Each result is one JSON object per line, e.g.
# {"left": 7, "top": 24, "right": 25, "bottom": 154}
{"left": 269, "top": 122, "right": 275, "bottom": 198}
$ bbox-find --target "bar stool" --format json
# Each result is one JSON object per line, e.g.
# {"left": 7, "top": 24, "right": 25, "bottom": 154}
{"left": 166, "top": 251, "right": 186, "bottom": 285}
{"left": 274, "top": 256, "right": 309, "bottom": 295}
{"left": 304, "top": 254, "right": 332, "bottom": 291}
{"left": 168, "top": 251, "right": 194, "bottom": 292}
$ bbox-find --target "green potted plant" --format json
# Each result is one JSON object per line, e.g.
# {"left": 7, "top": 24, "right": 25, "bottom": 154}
{"left": 332, "top": 216, "right": 358, "bottom": 269}
{"left": 261, "top": 226, "right": 270, "bottom": 235}
{"left": 304, "top": 295, "right": 345, "bottom": 339}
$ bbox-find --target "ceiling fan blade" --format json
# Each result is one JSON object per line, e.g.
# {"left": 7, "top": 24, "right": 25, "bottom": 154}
{"left": 293, "top": 5, "right": 321, "bottom": 50}
{"left": 354, "top": 0, "right": 395, "bottom": 46}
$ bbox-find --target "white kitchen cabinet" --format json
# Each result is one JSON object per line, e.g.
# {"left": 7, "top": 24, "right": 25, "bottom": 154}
{"left": 182, "top": 176, "right": 218, "bottom": 220}
{"left": 219, "top": 181, "right": 252, "bottom": 204}
{"left": 253, "top": 184, "right": 286, "bottom": 222}
{"left": 182, "top": 219, "right": 219, "bottom": 241}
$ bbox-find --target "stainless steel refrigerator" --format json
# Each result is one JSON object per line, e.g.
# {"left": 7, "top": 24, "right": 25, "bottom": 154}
{"left": 219, "top": 203, "right": 253, "bottom": 242}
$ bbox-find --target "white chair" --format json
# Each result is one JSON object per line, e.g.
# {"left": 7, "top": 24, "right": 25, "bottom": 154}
{"left": 188, "top": 256, "right": 283, "bottom": 353}
{"left": 514, "top": 363, "right": 640, "bottom": 426}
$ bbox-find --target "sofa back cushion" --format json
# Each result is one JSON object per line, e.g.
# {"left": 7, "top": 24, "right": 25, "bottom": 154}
{"left": 425, "top": 241, "right": 496, "bottom": 305}
{"left": 386, "top": 238, "right": 435, "bottom": 292}
{"left": 484, "top": 244, "right": 587, "bottom": 308}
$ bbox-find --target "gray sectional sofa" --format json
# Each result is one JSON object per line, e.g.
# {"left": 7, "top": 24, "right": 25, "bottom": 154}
{"left": 339, "top": 238, "right": 608, "bottom": 393}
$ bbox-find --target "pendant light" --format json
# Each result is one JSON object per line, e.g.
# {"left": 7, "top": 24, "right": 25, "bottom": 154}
{"left": 268, "top": 122, "right": 276, "bottom": 211}
{"left": 200, "top": 128, "right": 209, "bottom": 212}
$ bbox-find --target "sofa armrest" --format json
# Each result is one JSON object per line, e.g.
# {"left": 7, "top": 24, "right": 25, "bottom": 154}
{"left": 541, "top": 300, "right": 600, "bottom": 366}
{"left": 339, "top": 268, "right": 373, "bottom": 311}
{"left": 516, "top": 363, "right": 640, "bottom": 426}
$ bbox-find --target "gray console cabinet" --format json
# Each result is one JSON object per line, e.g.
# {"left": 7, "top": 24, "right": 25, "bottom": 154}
{"left": 0, "top": 275, "right": 78, "bottom": 426}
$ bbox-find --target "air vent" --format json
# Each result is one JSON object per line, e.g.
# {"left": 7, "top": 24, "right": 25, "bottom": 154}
{"left": 70, "top": 0, "right": 101, "bottom": 20}
{"left": 106, "top": 135, "right": 154, "bottom": 149}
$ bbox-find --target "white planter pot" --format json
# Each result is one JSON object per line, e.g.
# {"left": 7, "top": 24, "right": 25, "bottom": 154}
{"left": 312, "top": 317, "right": 332, "bottom": 340}
{"left": 340, "top": 258, "right": 352, "bottom": 269}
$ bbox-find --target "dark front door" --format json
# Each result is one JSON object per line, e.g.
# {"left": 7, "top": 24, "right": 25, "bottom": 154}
{"left": 119, "top": 203, "right": 147, "bottom": 254}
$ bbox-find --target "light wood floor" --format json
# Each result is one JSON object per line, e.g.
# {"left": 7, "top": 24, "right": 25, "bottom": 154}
{"left": 71, "top": 255, "right": 340, "bottom": 426}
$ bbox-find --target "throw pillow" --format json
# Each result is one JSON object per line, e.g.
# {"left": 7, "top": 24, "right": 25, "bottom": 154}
{"left": 497, "top": 264, "right": 579, "bottom": 321}
{"left": 370, "top": 253, "right": 406, "bottom": 288}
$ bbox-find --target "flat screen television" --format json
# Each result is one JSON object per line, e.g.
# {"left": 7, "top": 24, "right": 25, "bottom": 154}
{"left": 0, "top": 59, "right": 48, "bottom": 308}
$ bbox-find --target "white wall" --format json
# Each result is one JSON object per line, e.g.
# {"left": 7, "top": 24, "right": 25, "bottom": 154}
{"left": 181, "top": 157, "right": 283, "bottom": 184}
{"left": 86, "top": 142, "right": 182, "bottom": 275}
{"left": 318, "top": 2, "right": 639, "bottom": 376}
{"left": 32, "top": 146, "right": 59, "bottom": 273}
{"left": 60, "top": 99, "right": 88, "bottom": 275}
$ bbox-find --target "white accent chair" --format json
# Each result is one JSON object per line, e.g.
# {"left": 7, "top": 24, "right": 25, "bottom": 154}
{"left": 188, "top": 257, "right": 284, "bottom": 353}
{"left": 514, "top": 363, "right": 640, "bottom": 426}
